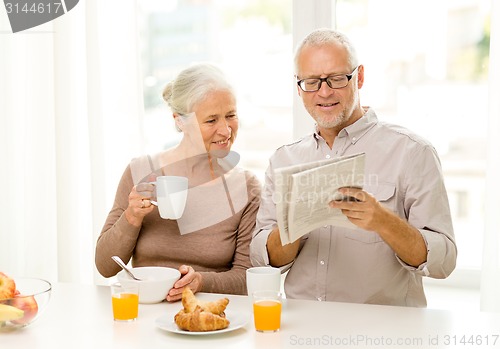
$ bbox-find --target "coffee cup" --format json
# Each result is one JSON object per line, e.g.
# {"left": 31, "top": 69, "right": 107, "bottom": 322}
{"left": 246, "top": 266, "right": 281, "bottom": 297}
{"left": 150, "top": 176, "right": 188, "bottom": 220}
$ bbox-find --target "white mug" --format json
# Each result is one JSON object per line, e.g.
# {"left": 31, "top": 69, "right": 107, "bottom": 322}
{"left": 150, "top": 176, "right": 188, "bottom": 220}
{"left": 246, "top": 266, "right": 281, "bottom": 296}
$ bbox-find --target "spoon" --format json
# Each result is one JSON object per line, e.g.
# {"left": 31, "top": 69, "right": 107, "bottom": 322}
{"left": 111, "top": 255, "right": 142, "bottom": 281}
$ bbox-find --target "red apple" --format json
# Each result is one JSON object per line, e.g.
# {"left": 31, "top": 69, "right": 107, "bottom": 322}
{"left": 0, "top": 272, "right": 16, "bottom": 300}
{"left": 9, "top": 294, "right": 38, "bottom": 324}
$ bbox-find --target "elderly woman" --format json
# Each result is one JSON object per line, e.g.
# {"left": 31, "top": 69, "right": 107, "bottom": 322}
{"left": 95, "top": 63, "right": 261, "bottom": 301}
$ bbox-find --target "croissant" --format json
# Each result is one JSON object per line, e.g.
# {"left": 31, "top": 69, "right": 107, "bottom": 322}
{"left": 175, "top": 306, "right": 230, "bottom": 332}
{"left": 181, "top": 287, "right": 229, "bottom": 314}
{"left": 174, "top": 287, "right": 230, "bottom": 332}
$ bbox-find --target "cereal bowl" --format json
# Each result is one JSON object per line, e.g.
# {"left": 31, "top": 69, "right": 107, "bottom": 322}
{"left": 0, "top": 276, "right": 52, "bottom": 331}
{"left": 117, "top": 266, "right": 180, "bottom": 304}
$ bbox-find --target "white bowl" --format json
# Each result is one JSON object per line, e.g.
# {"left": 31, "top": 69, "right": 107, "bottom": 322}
{"left": 116, "top": 267, "right": 180, "bottom": 304}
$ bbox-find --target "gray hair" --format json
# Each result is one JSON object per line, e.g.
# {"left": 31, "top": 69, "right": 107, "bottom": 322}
{"left": 162, "top": 63, "right": 235, "bottom": 116}
{"left": 294, "top": 28, "right": 359, "bottom": 73}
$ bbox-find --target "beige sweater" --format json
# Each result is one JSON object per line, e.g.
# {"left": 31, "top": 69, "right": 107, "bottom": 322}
{"left": 95, "top": 159, "right": 261, "bottom": 295}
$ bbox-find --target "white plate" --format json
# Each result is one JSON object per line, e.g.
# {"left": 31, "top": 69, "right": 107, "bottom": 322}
{"left": 155, "top": 309, "right": 249, "bottom": 336}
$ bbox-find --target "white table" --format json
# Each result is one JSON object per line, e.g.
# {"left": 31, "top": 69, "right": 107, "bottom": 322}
{"left": 2, "top": 282, "right": 500, "bottom": 349}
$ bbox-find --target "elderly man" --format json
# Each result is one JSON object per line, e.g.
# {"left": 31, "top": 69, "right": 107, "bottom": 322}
{"left": 250, "top": 28, "right": 457, "bottom": 307}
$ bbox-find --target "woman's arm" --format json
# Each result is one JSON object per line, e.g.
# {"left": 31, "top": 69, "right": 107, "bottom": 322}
{"left": 95, "top": 165, "right": 143, "bottom": 277}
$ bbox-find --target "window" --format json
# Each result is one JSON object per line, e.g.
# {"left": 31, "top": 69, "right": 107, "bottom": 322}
{"left": 137, "top": 0, "right": 293, "bottom": 180}
{"left": 136, "top": 0, "right": 490, "bottom": 282}
{"left": 336, "top": 0, "right": 490, "bottom": 273}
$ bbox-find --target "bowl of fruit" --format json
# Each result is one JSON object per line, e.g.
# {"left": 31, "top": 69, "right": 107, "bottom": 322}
{"left": 0, "top": 272, "right": 52, "bottom": 330}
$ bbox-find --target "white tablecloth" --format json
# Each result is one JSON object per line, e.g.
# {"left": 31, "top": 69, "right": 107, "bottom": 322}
{"left": 2, "top": 282, "right": 499, "bottom": 349}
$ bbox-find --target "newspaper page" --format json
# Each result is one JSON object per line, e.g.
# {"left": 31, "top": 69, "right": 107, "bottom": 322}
{"left": 274, "top": 153, "right": 365, "bottom": 245}
{"left": 274, "top": 157, "right": 346, "bottom": 245}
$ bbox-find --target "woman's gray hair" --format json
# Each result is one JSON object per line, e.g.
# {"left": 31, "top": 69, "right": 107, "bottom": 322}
{"left": 162, "top": 63, "right": 235, "bottom": 116}
{"left": 294, "top": 28, "right": 359, "bottom": 73}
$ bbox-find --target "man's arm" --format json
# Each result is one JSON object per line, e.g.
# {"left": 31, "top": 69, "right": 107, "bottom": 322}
{"left": 374, "top": 207, "right": 427, "bottom": 267}
{"left": 330, "top": 188, "right": 427, "bottom": 267}
{"left": 266, "top": 228, "right": 301, "bottom": 267}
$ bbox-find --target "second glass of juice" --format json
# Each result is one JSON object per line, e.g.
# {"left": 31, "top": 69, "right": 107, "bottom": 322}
{"left": 111, "top": 282, "right": 139, "bottom": 321}
{"left": 252, "top": 290, "right": 282, "bottom": 332}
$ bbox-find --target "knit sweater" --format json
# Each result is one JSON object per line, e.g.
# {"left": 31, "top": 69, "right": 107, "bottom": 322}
{"left": 95, "top": 158, "right": 261, "bottom": 295}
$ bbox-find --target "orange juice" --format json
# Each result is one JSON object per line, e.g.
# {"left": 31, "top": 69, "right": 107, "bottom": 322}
{"left": 253, "top": 300, "right": 281, "bottom": 332}
{"left": 112, "top": 293, "right": 139, "bottom": 321}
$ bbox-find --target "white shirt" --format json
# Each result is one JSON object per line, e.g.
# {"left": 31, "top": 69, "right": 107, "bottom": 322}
{"left": 250, "top": 108, "right": 457, "bottom": 307}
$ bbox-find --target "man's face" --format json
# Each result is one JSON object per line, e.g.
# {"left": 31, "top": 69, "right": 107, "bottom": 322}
{"left": 296, "top": 43, "right": 363, "bottom": 131}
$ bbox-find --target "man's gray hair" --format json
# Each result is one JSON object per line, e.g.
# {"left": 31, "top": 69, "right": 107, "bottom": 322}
{"left": 294, "top": 28, "right": 359, "bottom": 73}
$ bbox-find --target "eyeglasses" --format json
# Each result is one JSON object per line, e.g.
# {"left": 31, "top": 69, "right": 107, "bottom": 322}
{"left": 296, "top": 66, "right": 359, "bottom": 92}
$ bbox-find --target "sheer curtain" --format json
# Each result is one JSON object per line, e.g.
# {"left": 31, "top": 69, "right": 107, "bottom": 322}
{"left": 481, "top": 0, "right": 500, "bottom": 312}
{"left": 0, "top": 0, "right": 144, "bottom": 284}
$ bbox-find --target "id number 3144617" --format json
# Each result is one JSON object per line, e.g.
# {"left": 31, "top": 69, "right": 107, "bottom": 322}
{"left": 5, "top": 2, "right": 64, "bottom": 14}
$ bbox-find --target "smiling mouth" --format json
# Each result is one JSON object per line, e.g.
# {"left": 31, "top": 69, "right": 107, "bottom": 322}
{"left": 212, "top": 138, "right": 230, "bottom": 145}
{"left": 318, "top": 102, "right": 339, "bottom": 107}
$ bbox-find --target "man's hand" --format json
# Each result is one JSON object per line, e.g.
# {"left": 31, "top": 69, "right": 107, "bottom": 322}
{"left": 329, "top": 187, "right": 386, "bottom": 231}
{"left": 329, "top": 187, "right": 427, "bottom": 267}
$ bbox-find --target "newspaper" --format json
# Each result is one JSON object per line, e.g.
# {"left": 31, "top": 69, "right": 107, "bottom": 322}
{"left": 274, "top": 153, "right": 365, "bottom": 245}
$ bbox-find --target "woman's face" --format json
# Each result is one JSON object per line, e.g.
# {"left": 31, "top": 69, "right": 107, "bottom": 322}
{"left": 190, "top": 89, "right": 238, "bottom": 158}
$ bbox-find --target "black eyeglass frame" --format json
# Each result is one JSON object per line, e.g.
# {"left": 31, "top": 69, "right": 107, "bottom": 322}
{"left": 296, "top": 66, "right": 359, "bottom": 92}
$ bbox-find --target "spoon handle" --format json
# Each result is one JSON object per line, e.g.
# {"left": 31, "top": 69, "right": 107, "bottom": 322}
{"left": 111, "top": 256, "right": 141, "bottom": 281}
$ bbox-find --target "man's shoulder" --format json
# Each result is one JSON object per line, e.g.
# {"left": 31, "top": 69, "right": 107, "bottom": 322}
{"left": 377, "top": 121, "right": 434, "bottom": 148}
{"left": 266, "top": 134, "right": 318, "bottom": 168}
{"left": 274, "top": 133, "right": 316, "bottom": 153}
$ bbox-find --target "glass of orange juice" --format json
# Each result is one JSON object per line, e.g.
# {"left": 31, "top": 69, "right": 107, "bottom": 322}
{"left": 252, "top": 290, "right": 282, "bottom": 332}
{"left": 111, "top": 282, "right": 139, "bottom": 321}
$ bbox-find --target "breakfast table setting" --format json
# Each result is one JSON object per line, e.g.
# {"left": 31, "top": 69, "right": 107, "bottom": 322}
{"left": 2, "top": 278, "right": 500, "bottom": 349}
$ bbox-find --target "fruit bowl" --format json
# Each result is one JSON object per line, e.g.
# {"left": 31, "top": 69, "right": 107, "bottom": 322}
{"left": 0, "top": 276, "right": 52, "bottom": 330}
